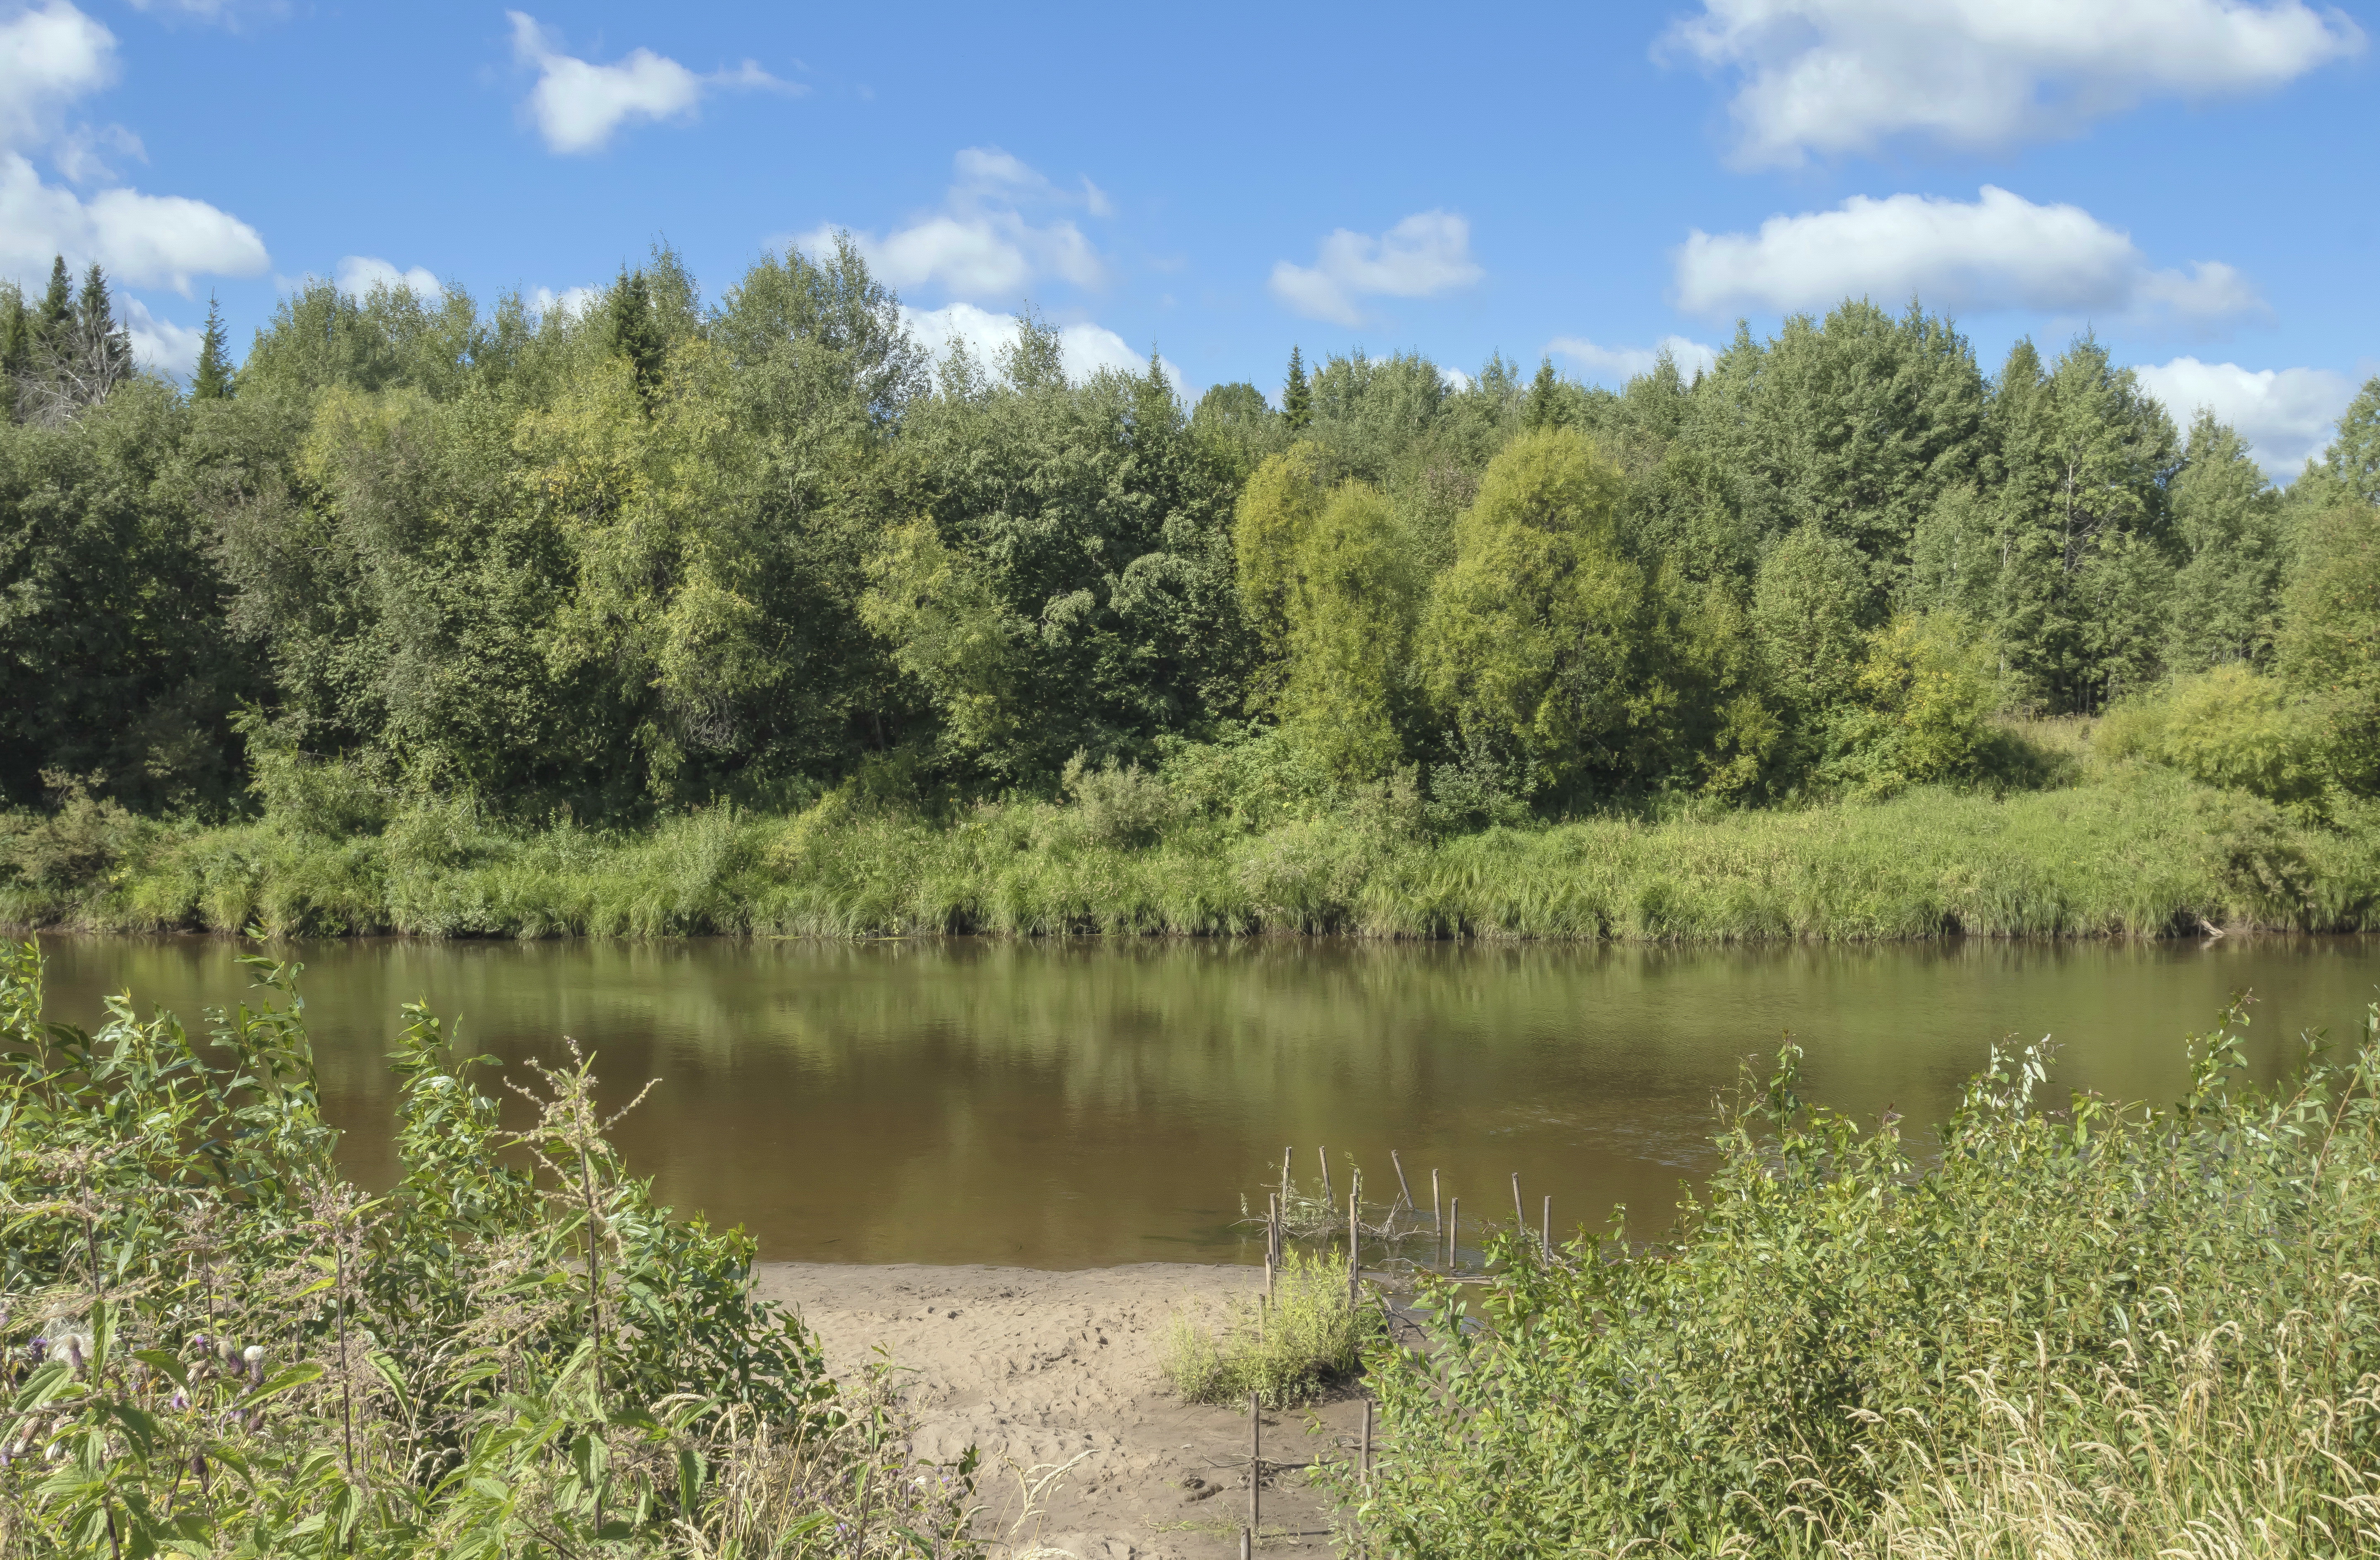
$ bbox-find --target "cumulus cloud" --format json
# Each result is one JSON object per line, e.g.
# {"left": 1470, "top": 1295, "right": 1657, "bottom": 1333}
{"left": 1268, "top": 211, "right": 1483, "bottom": 326}
{"left": 2133, "top": 357, "right": 2361, "bottom": 477}
{"left": 509, "top": 12, "right": 788, "bottom": 155}
{"left": 802, "top": 148, "right": 1106, "bottom": 301}
{"left": 1667, "top": 0, "right": 2365, "bottom": 166}
{"left": 0, "top": 2, "right": 269, "bottom": 293}
{"left": 901, "top": 301, "right": 1192, "bottom": 398}
{"left": 1549, "top": 333, "right": 1721, "bottom": 387}
{"left": 0, "top": 0, "right": 116, "bottom": 155}
{"left": 335, "top": 255, "right": 441, "bottom": 298}
{"left": 120, "top": 294, "right": 203, "bottom": 374}
{"left": 0, "top": 152, "right": 269, "bottom": 292}
{"left": 1673, "top": 186, "right": 2263, "bottom": 330}
{"left": 530, "top": 283, "right": 600, "bottom": 319}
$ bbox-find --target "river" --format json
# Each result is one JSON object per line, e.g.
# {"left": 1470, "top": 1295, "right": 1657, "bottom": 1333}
{"left": 29, "top": 934, "right": 2380, "bottom": 1267}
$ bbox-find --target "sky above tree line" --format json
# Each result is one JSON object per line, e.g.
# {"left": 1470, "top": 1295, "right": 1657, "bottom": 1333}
{"left": 2, "top": 0, "right": 2373, "bottom": 476}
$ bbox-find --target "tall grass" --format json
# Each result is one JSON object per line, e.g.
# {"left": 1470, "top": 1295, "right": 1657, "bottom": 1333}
{"left": 1160, "top": 1251, "right": 1374, "bottom": 1409}
{"left": 1332, "top": 1002, "right": 2380, "bottom": 1558}
{"left": 3, "top": 769, "right": 2377, "bottom": 940}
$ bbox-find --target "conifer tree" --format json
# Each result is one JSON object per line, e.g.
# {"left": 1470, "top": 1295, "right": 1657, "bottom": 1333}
{"left": 191, "top": 292, "right": 233, "bottom": 400}
{"left": 36, "top": 255, "right": 72, "bottom": 342}
{"left": 0, "top": 281, "right": 25, "bottom": 421}
{"left": 1282, "top": 345, "right": 1312, "bottom": 432}
{"left": 1524, "top": 356, "right": 1563, "bottom": 430}
{"left": 608, "top": 265, "right": 667, "bottom": 402}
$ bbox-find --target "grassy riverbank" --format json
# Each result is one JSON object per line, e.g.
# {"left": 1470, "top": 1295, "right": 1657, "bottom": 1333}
{"left": 5, "top": 768, "right": 2379, "bottom": 941}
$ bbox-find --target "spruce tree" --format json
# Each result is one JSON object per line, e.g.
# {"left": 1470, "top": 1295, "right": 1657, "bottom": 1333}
{"left": 70, "top": 261, "right": 133, "bottom": 393}
{"left": 1282, "top": 345, "right": 1311, "bottom": 433}
{"left": 0, "top": 283, "right": 25, "bottom": 421}
{"left": 1524, "top": 356, "right": 1562, "bottom": 430}
{"left": 608, "top": 265, "right": 667, "bottom": 402}
{"left": 36, "top": 256, "right": 72, "bottom": 342}
{"left": 191, "top": 292, "right": 233, "bottom": 400}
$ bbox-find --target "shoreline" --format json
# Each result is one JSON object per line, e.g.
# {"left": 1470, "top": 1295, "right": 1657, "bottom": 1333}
{"left": 754, "top": 1261, "right": 1370, "bottom": 1560}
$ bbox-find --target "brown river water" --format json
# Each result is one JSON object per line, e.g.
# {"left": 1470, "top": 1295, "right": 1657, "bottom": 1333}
{"left": 30, "top": 934, "right": 2380, "bottom": 1268}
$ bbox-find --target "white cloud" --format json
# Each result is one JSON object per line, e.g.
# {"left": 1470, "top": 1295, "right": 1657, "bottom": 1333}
{"left": 803, "top": 147, "right": 1107, "bottom": 301}
{"left": 0, "top": 3, "right": 269, "bottom": 294}
{"left": 335, "top": 255, "right": 441, "bottom": 299}
{"left": 0, "top": 0, "right": 116, "bottom": 155}
{"left": 902, "top": 301, "right": 1193, "bottom": 399}
{"left": 1440, "top": 367, "right": 1472, "bottom": 393}
{"left": 0, "top": 152, "right": 269, "bottom": 293}
{"left": 1673, "top": 186, "right": 2263, "bottom": 330}
{"left": 1549, "top": 334, "right": 1721, "bottom": 387}
{"left": 1667, "top": 0, "right": 2365, "bottom": 166}
{"left": 1268, "top": 211, "right": 1483, "bottom": 326}
{"left": 530, "top": 283, "right": 599, "bottom": 319}
{"left": 508, "top": 12, "right": 788, "bottom": 155}
{"left": 51, "top": 122, "right": 142, "bottom": 183}
{"left": 121, "top": 294, "right": 202, "bottom": 374}
{"left": 2133, "top": 357, "right": 2360, "bottom": 477}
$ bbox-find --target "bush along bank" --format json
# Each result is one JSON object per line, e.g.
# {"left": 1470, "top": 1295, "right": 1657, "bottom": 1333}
{"left": 2, "top": 762, "right": 2377, "bottom": 941}
{"left": 1333, "top": 1002, "right": 2380, "bottom": 1558}
{"left": 0, "top": 943, "right": 979, "bottom": 1558}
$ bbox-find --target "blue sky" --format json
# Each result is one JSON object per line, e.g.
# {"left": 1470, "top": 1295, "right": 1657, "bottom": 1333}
{"left": 4, "top": 0, "right": 2374, "bottom": 473}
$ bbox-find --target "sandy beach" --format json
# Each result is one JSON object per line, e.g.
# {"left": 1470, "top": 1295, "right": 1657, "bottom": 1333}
{"left": 754, "top": 1263, "right": 1376, "bottom": 1559}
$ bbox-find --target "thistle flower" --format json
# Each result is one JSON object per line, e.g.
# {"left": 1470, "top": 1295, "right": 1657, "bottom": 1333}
{"left": 65, "top": 1335, "right": 85, "bottom": 1374}
{"left": 170, "top": 1388, "right": 190, "bottom": 1411}
{"left": 25, "top": 1335, "right": 45, "bottom": 1364}
{"left": 243, "top": 1344, "right": 265, "bottom": 1384}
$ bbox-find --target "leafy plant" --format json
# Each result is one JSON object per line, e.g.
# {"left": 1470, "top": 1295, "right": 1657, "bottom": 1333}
{"left": 0, "top": 941, "right": 979, "bottom": 1557}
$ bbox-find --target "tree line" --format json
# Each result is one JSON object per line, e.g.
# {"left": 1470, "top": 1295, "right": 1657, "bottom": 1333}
{"left": 1, "top": 242, "right": 2374, "bottom": 827}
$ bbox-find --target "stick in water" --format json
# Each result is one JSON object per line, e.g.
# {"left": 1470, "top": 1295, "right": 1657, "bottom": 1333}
{"left": 1449, "top": 1196, "right": 1459, "bottom": 1272}
{"left": 1390, "top": 1149, "right": 1414, "bottom": 1214}
{"left": 1281, "top": 1146, "right": 1292, "bottom": 1207}
{"left": 1512, "top": 1171, "right": 1524, "bottom": 1237}
{"left": 1542, "top": 1194, "right": 1552, "bottom": 1262}
{"left": 1320, "top": 1145, "right": 1333, "bottom": 1209}
{"left": 1432, "top": 1169, "right": 1442, "bottom": 1239}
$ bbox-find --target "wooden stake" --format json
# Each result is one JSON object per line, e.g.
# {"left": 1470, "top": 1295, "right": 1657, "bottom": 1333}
{"left": 1241, "top": 1529, "right": 1252, "bottom": 1560}
{"left": 1389, "top": 1150, "right": 1414, "bottom": 1214}
{"left": 1542, "top": 1194, "right": 1552, "bottom": 1262}
{"left": 1432, "top": 1169, "right": 1442, "bottom": 1240}
{"left": 1348, "top": 1189, "right": 1360, "bottom": 1306}
{"left": 1361, "top": 1397, "right": 1373, "bottom": 1488}
{"left": 1448, "top": 1197, "right": 1459, "bottom": 1272}
{"left": 1512, "top": 1171, "right": 1525, "bottom": 1238}
{"left": 1281, "top": 1146, "right": 1292, "bottom": 1207}
{"left": 1250, "top": 1392, "right": 1261, "bottom": 1536}
{"left": 1319, "top": 1146, "right": 1333, "bottom": 1209}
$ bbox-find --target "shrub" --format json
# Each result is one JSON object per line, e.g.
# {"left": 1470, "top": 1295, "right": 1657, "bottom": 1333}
{"left": 0, "top": 944, "right": 979, "bottom": 1557}
{"left": 1338, "top": 1005, "right": 2380, "bottom": 1558}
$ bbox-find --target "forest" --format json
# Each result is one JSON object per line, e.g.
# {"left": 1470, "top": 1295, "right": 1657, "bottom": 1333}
{"left": 2, "top": 242, "right": 2377, "bottom": 936}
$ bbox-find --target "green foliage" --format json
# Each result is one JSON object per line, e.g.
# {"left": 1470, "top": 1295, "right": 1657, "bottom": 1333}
{"left": 0, "top": 943, "right": 978, "bottom": 1557}
{"left": 1341, "top": 1004, "right": 2380, "bottom": 1558}
{"left": 1420, "top": 429, "right": 1644, "bottom": 800}
{"left": 1159, "top": 1251, "right": 1372, "bottom": 1409}
{"left": 1825, "top": 614, "right": 2008, "bottom": 795}
{"left": 2097, "top": 664, "right": 2334, "bottom": 805}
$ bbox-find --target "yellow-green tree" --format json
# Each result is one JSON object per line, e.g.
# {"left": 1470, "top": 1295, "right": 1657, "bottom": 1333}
{"left": 1278, "top": 482, "right": 1418, "bottom": 782}
{"left": 1418, "top": 429, "right": 1647, "bottom": 798}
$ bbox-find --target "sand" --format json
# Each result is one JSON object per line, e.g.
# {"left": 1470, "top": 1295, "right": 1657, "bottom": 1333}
{"left": 753, "top": 1262, "right": 1377, "bottom": 1560}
